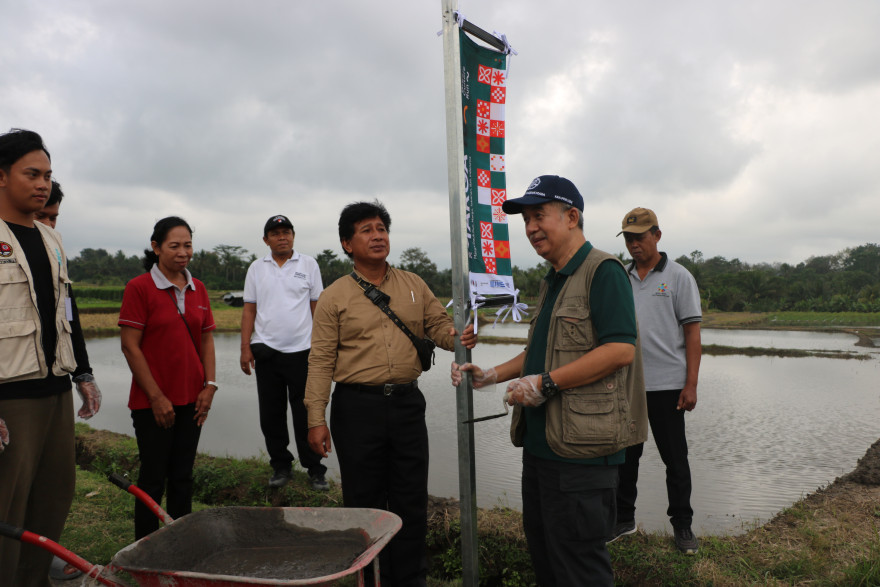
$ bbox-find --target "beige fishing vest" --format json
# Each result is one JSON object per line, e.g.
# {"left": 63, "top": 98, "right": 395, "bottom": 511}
{"left": 510, "top": 247, "right": 648, "bottom": 459}
{"left": 0, "top": 220, "right": 76, "bottom": 383}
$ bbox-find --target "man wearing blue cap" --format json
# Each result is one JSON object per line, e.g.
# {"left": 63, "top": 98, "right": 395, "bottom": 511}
{"left": 452, "top": 175, "right": 648, "bottom": 585}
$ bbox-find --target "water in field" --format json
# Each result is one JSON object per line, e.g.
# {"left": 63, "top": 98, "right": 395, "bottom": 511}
{"left": 85, "top": 329, "right": 880, "bottom": 536}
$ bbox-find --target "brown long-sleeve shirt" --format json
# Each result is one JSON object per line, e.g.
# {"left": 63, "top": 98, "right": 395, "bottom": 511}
{"left": 304, "top": 266, "right": 455, "bottom": 427}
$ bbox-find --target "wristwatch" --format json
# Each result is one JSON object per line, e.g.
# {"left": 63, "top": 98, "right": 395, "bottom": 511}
{"left": 206, "top": 381, "right": 219, "bottom": 390}
{"left": 540, "top": 372, "right": 560, "bottom": 398}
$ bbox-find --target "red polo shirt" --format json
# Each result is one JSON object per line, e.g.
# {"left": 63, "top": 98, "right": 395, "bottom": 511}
{"left": 119, "top": 270, "right": 216, "bottom": 410}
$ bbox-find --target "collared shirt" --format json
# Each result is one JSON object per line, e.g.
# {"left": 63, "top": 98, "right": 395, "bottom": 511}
{"left": 149, "top": 263, "right": 195, "bottom": 313}
{"left": 304, "top": 265, "right": 455, "bottom": 427}
{"left": 523, "top": 241, "right": 636, "bottom": 464}
{"left": 243, "top": 250, "right": 323, "bottom": 353}
{"left": 627, "top": 252, "right": 702, "bottom": 391}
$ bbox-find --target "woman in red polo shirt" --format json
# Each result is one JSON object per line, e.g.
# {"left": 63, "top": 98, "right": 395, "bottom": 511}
{"left": 119, "top": 216, "right": 217, "bottom": 539}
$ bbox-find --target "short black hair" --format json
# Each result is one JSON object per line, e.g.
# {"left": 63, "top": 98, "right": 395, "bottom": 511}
{"left": 47, "top": 180, "right": 64, "bottom": 207}
{"left": 337, "top": 200, "right": 391, "bottom": 259}
{"left": 142, "top": 216, "right": 193, "bottom": 272}
{"left": 0, "top": 129, "right": 50, "bottom": 172}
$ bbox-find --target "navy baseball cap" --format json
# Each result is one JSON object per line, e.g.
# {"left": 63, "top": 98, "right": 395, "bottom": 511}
{"left": 502, "top": 175, "right": 584, "bottom": 214}
{"left": 263, "top": 214, "right": 294, "bottom": 236}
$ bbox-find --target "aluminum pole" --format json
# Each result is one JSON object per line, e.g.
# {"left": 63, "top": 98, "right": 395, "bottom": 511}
{"left": 440, "top": 1, "right": 479, "bottom": 585}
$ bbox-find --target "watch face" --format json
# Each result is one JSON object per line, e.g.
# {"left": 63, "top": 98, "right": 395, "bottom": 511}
{"left": 542, "top": 373, "right": 558, "bottom": 397}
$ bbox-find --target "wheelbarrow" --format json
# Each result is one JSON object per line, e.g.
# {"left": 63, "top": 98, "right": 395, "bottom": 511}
{"left": 0, "top": 473, "right": 401, "bottom": 586}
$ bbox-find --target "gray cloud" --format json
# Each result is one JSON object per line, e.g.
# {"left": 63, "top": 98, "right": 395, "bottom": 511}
{"left": 2, "top": 0, "right": 878, "bottom": 271}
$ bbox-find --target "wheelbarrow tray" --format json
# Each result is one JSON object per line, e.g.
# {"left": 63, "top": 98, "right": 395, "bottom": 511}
{"left": 104, "top": 507, "right": 401, "bottom": 586}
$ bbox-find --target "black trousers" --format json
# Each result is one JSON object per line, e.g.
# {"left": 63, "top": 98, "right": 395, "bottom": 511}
{"left": 330, "top": 383, "right": 428, "bottom": 587}
{"left": 253, "top": 345, "right": 325, "bottom": 476}
{"left": 616, "top": 389, "right": 693, "bottom": 529}
{"left": 131, "top": 403, "right": 201, "bottom": 539}
{"left": 522, "top": 450, "right": 617, "bottom": 587}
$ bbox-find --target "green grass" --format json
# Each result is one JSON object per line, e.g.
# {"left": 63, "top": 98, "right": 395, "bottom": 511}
{"left": 59, "top": 421, "right": 880, "bottom": 587}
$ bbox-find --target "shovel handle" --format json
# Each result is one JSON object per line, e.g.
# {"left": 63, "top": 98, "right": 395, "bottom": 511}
{"left": 108, "top": 473, "right": 175, "bottom": 526}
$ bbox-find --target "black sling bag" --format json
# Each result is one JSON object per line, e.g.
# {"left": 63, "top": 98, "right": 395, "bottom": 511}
{"left": 350, "top": 272, "right": 436, "bottom": 371}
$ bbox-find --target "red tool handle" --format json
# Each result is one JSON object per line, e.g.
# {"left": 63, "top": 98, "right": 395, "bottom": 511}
{"left": 0, "top": 521, "right": 120, "bottom": 586}
{"left": 108, "top": 473, "right": 175, "bottom": 525}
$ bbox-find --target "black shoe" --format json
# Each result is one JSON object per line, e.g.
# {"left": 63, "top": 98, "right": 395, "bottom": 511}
{"left": 268, "top": 469, "right": 291, "bottom": 488}
{"left": 607, "top": 519, "right": 637, "bottom": 544}
{"left": 674, "top": 527, "right": 699, "bottom": 555}
{"left": 309, "top": 472, "right": 329, "bottom": 491}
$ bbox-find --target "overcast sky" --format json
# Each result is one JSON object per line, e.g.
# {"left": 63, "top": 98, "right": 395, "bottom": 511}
{"left": 2, "top": 1, "right": 878, "bottom": 272}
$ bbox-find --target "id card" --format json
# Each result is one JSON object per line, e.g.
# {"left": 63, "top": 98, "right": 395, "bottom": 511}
{"left": 65, "top": 297, "right": 73, "bottom": 321}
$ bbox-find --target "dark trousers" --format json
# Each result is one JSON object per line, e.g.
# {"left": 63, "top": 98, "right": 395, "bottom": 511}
{"left": 0, "top": 391, "right": 75, "bottom": 587}
{"left": 330, "top": 383, "right": 429, "bottom": 587}
{"left": 521, "top": 450, "right": 617, "bottom": 587}
{"left": 253, "top": 345, "right": 325, "bottom": 476}
{"left": 131, "top": 403, "right": 202, "bottom": 539}
{"left": 617, "top": 389, "right": 693, "bottom": 529}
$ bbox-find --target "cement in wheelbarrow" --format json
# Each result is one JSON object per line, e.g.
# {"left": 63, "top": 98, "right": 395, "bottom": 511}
{"left": 105, "top": 506, "right": 401, "bottom": 586}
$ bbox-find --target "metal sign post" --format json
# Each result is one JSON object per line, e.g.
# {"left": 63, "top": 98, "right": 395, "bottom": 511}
{"left": 440, "top": 1, "right": 478, "bottom": 584}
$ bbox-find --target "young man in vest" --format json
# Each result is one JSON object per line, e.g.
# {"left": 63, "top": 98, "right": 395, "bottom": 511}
{"left": 0, "top": 129, "right": 100, "bottom": 584}
{"left": 611, "top": 207, "right": 702, "bottom": 554}
{"left": 240, "top": 214, "right": 328, "bottom": 490}
{"left": 453, "top": 175, "right": 648, "bottom": 586}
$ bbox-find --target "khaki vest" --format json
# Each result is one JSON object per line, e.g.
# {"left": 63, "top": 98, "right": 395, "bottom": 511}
{"left": 0, "top": 220, "right": 76, "bottom": 383}
{"left": 510, "top": 247, "right": 648, "bottom": 459}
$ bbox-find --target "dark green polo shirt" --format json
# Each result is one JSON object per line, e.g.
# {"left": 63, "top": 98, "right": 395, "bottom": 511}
{"left": 522, "top": 241, "right": 637, "bottom": 464}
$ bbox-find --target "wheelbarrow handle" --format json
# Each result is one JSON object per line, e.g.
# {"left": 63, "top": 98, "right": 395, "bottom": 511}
{"left": 0, "top": 521, "right": 120, "bottom": 586}
{"left": 107, "top": 473, "right": 175, "bottom": 526}
{"left": 0, "top": 520, "right": 23, "bottom": 540}
{"left": 108, "top": 472, "right": 133, "bottom": 491}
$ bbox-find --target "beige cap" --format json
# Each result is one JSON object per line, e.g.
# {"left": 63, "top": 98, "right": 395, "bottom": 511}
{"left": 617, "top": 207, "right": 659, "bottom": 236}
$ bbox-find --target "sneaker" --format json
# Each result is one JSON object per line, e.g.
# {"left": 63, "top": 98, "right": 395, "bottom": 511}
{"left": 309, "top": 472, "right": 329, "bottom": 491}
{"left": 268, "top": 469, "right": 291, "bottom": 488}
{"left": 607, "top": 519, "right": 637, "bottom": 544}
{"left": 674, "top": 527, "right": 699, "bottom": 555}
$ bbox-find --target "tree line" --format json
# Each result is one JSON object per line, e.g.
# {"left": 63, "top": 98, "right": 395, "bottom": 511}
{"left": 674, "top": 243, "right": 880, "bottom": 312}
{"left": 67, "top": 243, "right": 880, "bottom": 312}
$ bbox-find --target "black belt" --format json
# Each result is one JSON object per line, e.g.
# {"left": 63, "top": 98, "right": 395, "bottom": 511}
{"left": 347, "top": 381, "right": 418, "bottom": 397}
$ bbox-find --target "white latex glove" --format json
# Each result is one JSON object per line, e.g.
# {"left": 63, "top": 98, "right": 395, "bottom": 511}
{"left": 0, "top": 417, "right": 8, "bottom": 453}
{"left": 74, "top": 374, "right": 102, "bottom": 420}
{"left": 450, "top": 362, "right": 498, "bottom": 389}
{"left": 505, "top": 374, "right": 547, "bottom": 407}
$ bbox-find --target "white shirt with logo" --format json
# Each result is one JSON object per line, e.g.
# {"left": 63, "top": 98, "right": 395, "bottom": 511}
{"left": 243, "top": 251, "right": 324, "bottom": 353}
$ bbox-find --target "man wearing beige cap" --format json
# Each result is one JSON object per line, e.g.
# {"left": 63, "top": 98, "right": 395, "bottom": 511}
{"left": 611, "top": 207, "right": 702, "bottom": 555}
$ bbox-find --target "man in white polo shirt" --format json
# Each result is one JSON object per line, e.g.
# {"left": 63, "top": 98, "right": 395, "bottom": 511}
{"left": 611, "top": 207, "right": 702, "bottom": 555}
{"left": 240, "top": 214, "right": 328, "bottom": 490}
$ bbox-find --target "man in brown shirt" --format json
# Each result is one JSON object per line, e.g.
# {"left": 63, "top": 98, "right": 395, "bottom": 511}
{"left": 305, "top": 200, "right": 475, "bottom": 587}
